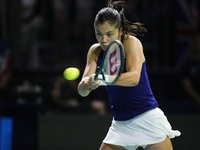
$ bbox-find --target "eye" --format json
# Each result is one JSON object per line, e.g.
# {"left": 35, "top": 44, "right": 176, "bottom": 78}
{"left": 107, "top": 33, "right": 113, "bottom": 37}
{"left": 96, "top": 32, "right": 102, "bottom": 36}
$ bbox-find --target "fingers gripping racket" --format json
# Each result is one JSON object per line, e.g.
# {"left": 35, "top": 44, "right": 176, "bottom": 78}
{"left": 92, "top": 40, "right": 125, "bottom": 85}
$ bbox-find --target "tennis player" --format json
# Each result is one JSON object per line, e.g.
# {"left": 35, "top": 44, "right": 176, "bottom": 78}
{"left": 78, "top": 1, "right": 181, "bottom": 150}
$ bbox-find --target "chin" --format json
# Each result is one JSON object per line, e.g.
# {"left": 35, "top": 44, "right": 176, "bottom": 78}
{"left": 101, "top": 46, "right": 106, "bottom": 50}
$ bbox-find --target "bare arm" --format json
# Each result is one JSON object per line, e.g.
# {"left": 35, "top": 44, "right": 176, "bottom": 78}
{"left": 113, "top": 36, "right": 145, "bottom": 86}
{"left": 78, "top": 44, "right": 101, "bottom": 97}
{"left": 78, "top": 36, "right": 145, "bottom": 96}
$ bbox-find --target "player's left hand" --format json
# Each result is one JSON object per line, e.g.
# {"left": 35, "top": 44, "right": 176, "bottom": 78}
{"left": 88, "top": 74, "right": 101, "bottom": 90}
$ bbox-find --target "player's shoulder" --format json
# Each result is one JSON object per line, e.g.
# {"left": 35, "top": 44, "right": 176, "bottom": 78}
{"left": 89, "top": 43, "right": 102, "bottom": 55}
{"left": 89, "top": 43, "right": 101, "bottom": 51}
{"left": 123, "top": 35, "right": 143, "bottom": 49}
{"left": 123, "top": 35, "right": 141, "bottom": 45}
{"left": 87, "top": 43, "right": 102, "bottom": 61}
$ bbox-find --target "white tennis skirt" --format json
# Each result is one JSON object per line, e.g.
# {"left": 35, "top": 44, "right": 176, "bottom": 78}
{"left": 103, "top": 107, "right": 181, "bottom": 147}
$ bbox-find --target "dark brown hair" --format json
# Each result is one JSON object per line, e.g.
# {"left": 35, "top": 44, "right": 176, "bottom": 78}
{"left": 94, "top": 0, "right": 147, "bottom": 36}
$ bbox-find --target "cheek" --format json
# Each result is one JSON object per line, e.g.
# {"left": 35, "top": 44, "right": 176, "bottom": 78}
{"left": 95, "top": 35, "right": 101, "bottom": 42}
{"left": 112, "top": 35, "right": 119, "bottom": 41}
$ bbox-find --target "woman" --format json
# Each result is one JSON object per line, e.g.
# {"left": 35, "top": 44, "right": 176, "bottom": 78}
{"left": 78, "top": 1, "right": 180, "bottom": 150}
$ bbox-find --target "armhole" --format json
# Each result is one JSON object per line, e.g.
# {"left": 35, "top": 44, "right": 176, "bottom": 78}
{"left": 97, "top": 50, "right": 104, "bottom": 66}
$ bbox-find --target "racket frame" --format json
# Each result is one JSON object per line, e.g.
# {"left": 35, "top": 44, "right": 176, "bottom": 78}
{"left": 93, "top": 40, "right": 125, "bottom": 85}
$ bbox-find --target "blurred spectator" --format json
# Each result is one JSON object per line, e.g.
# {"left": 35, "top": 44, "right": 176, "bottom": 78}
{"left": 0, "top": 40, "right": 12, "bottom": 101}
{"left": 50, "top": 76, "right": 80, "bottom": 112}
{"left": 91, "top": 100, "right": 106, "bottom": 115}
{"left": 14, "top": 79, "right": 43, "bottom": 104}
{"left": 178, "top": 32, "right": 200, "bottom": 112}
{"left": 49, "top": 76, "right": 108, "bottom": 115}
{"left": 52, "top": 0, "right": 88, "bottom": 66}
{"left": 21, "top": 0, "right": 48, "bottom": 69}
{"left": 0, "top": 69, "right": 12, "bottom": 101}
{"left": 52, "top": 0, "right": 68, "bottom": 65}
{"left": 90, "top": 86, "right": 110, "bottom": 115}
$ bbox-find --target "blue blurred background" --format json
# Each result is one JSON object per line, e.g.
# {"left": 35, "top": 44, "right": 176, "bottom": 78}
{"left": 0, "top": 0, "right": 200, "bottom": 149}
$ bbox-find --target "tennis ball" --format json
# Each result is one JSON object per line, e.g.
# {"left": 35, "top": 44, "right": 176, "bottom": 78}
{"left": 63, "top": 67, "right": 80, "bottom": 80}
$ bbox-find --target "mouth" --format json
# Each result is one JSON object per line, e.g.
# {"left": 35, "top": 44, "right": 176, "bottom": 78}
{"left": 102, "top": 45, "right": 107, "bottom": 50}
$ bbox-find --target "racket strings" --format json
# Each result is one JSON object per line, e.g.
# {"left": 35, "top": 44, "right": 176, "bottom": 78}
{"left": 104, "top": 43, "right": 122, "bottom": 83}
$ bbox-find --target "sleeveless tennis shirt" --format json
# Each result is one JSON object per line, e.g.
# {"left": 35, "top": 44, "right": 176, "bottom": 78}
{"left": 97, "top": 36, "right": 158, "bottom": 121}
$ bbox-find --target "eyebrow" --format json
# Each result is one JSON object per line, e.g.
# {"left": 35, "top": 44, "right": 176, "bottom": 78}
{"left": 96, "top": 30, "right": 114, "bottom": 34}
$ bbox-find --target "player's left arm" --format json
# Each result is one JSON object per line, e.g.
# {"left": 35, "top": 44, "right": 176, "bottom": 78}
{"left": 113, "top": 36, "right": 145, "bottom": 87}
{"left": 78, "top": 44, "right": 101, "bottom": 97}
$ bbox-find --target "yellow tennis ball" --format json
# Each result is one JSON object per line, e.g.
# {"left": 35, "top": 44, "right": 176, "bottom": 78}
{"left": 63, "top": 67, "right": 80, "bottom": 80}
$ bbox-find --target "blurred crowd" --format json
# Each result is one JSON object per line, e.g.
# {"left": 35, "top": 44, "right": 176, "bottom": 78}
{"left": 0, "top": 0, "right": 200, "bottom": 115}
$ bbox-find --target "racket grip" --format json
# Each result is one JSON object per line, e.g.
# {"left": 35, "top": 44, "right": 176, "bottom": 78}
{"left": 92, "top": 74, "right": 103, "bottom": 82}
{"left": 92, "top": 76, "right": 107, "bottom": 86}
{"left": 92, "top": 76, "right": 97, "bottom": 82}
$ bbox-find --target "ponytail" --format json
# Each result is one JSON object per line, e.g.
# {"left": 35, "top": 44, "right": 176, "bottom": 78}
{"left": 107, "top": 0, "right": 147, "bottom": 36}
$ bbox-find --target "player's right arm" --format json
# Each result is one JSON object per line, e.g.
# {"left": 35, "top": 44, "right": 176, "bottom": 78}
{"left": 78, "top": 44, "right": 101, "bottom": 97}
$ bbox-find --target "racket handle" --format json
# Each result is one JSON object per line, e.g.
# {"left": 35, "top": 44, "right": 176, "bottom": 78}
{"left": 92, "top": 76, "right": 97, "bottom": 82}
{"left": 92, "top": 76, "right": 107, "bottom": 86}
{"left": 92, "top": 74, "right": 103, "bottom": 82}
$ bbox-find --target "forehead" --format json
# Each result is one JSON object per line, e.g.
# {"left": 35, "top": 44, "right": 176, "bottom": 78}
{"left": 95, "top": 22, "right": 118, "bottom": 33}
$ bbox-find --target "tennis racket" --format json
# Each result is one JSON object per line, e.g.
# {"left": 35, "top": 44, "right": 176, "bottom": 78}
{"left": 92, "top": 40, "right": 125, "bottom": 85}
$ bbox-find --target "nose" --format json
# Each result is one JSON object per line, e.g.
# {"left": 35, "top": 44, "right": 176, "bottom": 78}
{"left": 102, "top": 35, "right": 107, "bottom": 43}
